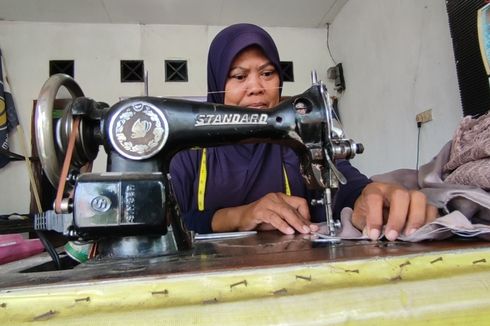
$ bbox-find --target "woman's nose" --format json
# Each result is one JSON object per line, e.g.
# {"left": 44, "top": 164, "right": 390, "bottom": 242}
{"left": 246, "top": 74, "right": 265, "bottom": 95}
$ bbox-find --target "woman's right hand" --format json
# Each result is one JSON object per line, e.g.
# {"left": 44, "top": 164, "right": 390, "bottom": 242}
{"left": 212, "top": 192, "right": 318, "bottom": 235}
{"left": 351, "top": 182, "right": 439, "bottom": 241}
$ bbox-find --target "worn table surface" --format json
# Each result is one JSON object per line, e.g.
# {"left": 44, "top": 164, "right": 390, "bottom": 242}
{"left": 1, "top": 231, "right": 490, "bottom": 289}
{"left": 2, "top": 233, "right": 490, "bottom": 325}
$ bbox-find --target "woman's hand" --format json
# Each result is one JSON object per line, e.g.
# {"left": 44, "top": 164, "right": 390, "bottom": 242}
{"left": 212, "top": 192, "right": 318, "bottom": 235}
{"left": 351, "top": 182, "right": 439, "bottom": 241}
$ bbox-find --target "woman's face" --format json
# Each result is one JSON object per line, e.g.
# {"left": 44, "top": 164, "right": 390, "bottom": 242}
{"left": 224, "top": 46, "right": 280, "bottom": 109}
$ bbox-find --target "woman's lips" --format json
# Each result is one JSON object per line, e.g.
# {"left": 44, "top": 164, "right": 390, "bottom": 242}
{"left": 245, "top": 102, "right": 267, "bottom": 108}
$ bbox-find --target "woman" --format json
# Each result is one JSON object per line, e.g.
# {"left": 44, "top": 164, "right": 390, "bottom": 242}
{"left": 170, "top": 23, "right": 437, "bottom": 240}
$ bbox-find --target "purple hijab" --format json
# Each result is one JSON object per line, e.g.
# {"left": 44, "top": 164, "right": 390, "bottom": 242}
{"left": 207, "top": 23, "right": 283, "bottom": 103}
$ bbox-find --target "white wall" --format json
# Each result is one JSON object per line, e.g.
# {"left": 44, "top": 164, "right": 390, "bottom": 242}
{"left": 328, "top": 0, "right": 462, "bottom": 176}
{"left": 0, "top": 22, "right": 331, "bottom": 214}
{"left": 0, "top": 0, "right": 466, "bottom": 214}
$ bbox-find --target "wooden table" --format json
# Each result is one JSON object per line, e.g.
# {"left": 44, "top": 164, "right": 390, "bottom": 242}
{"left": 2, "top": 232, "right": 490, "bottom": 325}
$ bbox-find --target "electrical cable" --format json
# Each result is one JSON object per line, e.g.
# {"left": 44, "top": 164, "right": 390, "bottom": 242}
{"left": 326, "top": 23, "right": 337, "bottom": 65}
{"left": 36, "top": 231, "right": 61, "bottom": 270}
{"left": 15, "top": 122, "right": 62, "bottom": 269}
{"left": 416, "top": 122, "right": 422, "bottom": 170}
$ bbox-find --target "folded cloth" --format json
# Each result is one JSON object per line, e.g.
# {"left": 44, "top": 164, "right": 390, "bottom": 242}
{"left": 323, "top": 207, "right": 490, "bottom": 242}
{"left": 443, "top": 112, "right": 490, "bottom": 190}
{"left": 328, "top": 137, "right": 490, "bottom": 242}
{"left": 314, "top": 113, "right": 490, "bottom": 242}
{"left": 369, "top": 141, "right": 490, "bottom": 221}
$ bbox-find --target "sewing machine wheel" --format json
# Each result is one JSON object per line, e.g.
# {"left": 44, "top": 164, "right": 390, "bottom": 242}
{"left": 34, "top": 73, "right": 85, "bottom": 187}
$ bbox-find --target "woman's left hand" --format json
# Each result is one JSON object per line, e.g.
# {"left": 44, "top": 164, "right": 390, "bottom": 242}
{"left": 351, "top": 182, "right": 439, "bottom": 241}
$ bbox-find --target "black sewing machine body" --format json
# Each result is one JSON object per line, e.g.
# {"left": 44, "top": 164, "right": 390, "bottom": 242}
{"left": 34, "top": 74, "right": 362, "bottom": 254}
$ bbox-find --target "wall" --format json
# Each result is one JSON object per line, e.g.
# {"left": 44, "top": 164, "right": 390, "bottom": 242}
{"left": 0, "top": 22, "right": 331, "bottom": 214}
{"left": 0, "top": 0, "right": 466, "bottom": 214}
{"left": 328, "top": 0, "right": 462, "bottom": 177}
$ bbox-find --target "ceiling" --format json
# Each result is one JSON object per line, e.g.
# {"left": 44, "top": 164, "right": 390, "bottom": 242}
{"left": 0, "top": 0, "right": 348, "bottom": 28}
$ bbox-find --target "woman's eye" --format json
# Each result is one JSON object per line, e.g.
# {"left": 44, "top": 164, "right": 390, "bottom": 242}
{"left": 231, "top": 74, "right": 246, "bottom": 81}
{"left": 262, "top": 70, "right": 275, "bottom": 78}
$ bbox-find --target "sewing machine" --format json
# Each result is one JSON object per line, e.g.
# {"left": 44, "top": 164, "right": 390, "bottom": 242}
{"left": 33, "top": 72, "right": 363, "bottom": 258}
{"left": 5, "top": 74, "right": 490, "bottom": 325}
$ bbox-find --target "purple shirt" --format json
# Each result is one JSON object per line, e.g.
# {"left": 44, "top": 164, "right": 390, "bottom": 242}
{"left": 170, "top": 145, "right": 370, "bottom": 233}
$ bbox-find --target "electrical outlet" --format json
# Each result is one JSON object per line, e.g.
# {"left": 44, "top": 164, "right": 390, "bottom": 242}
{"left": 416, "top": 109, "right": 432, "bottom": 124}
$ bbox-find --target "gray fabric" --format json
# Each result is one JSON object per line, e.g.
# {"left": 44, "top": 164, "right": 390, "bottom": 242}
{"left": 324, "top": 208, "right": 490, "bottom": 242}
{"left": 316, "top": 139, "right": 490, "bottom": 242}
{"left": 372, "top": 141, "right": 490, "bottom": 219}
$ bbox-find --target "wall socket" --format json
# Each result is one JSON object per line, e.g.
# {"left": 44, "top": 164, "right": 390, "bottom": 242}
{"left": 416, "top": 109, "right": 432, "bottom": 124}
